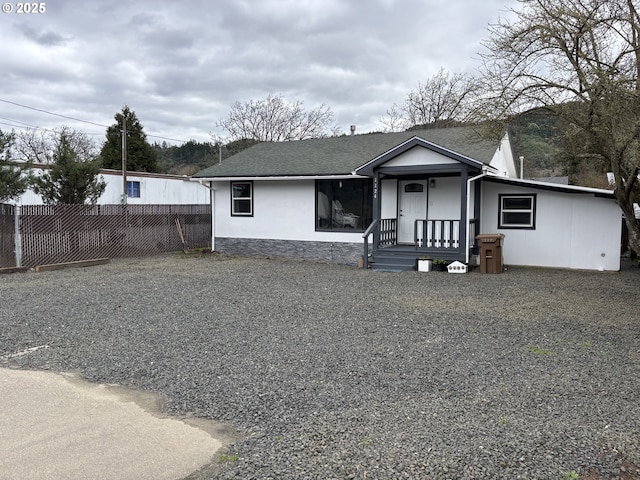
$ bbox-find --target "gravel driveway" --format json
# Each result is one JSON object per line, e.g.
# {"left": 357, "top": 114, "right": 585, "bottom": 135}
{"left": 1, "top": 253, "right": 639, "bottom": 479}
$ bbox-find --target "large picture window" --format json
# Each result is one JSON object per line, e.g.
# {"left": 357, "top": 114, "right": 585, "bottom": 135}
{"left": 316, "top": 179, "right": 373, "bottom": 232}
{"left": 231, "top": 181, "right": 253, "bottom": 216}
{"left": 499, "top": 194, "right": 536, "bottom": 229}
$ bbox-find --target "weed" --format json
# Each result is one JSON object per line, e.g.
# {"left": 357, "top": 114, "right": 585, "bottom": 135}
{"left": 218, "top": 453, "right": 239, "bottom": 464}
{"left": 527, "top": 345, "right": 551, "bottom": 355}
{"left": 560, "top": 471, "right": 579, "bottom": 480}
{"left": 359, "top": 437, "right": 372, "bottom": 446}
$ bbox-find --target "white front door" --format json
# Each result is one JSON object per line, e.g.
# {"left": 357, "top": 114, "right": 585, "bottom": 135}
{"left": 398, "top": 180, "right": 428, "bottom": 244}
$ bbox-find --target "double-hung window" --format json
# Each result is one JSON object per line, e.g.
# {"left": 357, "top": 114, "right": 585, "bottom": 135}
{"left": 231, "top": 181, "right": 253, "bottom": 216}
{"left": 498, "top": 194, "right": 536, "bottom": 229}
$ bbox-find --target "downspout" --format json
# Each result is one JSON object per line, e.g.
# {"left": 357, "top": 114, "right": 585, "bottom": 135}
{"left": 466, "top": 172, "right": 488, "bottom": 264}
{"left": 197, "top": 180, "right": 216, "bottom": 251}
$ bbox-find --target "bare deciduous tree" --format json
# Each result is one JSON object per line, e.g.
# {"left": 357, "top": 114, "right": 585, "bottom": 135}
{"left": 379, "top": 104, "right": 407, "bottom": 133}
{"left": 477, "top": 0, "right": 640, "bottom": 256}
{"left": 381, "top": 68, "right": 479, "bottom": 131}
{"left": 217, "top": 94, "right": 339, "bottom": 142}
{"left": 16, "top": 127, "right": 97, "bottom": 165}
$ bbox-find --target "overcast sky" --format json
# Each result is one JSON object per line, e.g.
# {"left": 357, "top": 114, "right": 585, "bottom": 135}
{"left": 0, "top": 0, "right": 519, "bottom": 146}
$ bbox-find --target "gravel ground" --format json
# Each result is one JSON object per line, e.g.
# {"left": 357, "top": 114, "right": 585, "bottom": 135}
{"left": 1, "top": 253, "right": 639, "bottom": 480}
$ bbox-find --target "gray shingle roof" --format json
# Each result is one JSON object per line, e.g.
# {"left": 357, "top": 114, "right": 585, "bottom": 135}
{"left": 193, "top": 127, "right": 498, "bottom": 178}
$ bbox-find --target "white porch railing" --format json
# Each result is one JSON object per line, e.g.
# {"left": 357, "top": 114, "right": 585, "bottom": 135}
{"left": 414, "top": 220, "right": 460, "bottom": 249}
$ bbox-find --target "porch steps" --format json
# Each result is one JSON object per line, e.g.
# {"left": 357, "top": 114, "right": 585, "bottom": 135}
{"left": 370, "top": 252, "right": 418, "bottom": 272}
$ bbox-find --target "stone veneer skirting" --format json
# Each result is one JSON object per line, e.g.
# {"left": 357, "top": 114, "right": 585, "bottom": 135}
{"left": 214, "top": 237, "right": 367, "bottom": 265}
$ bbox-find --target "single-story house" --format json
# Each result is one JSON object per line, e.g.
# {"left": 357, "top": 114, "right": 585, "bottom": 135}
{"left": 14, "top": 167, "right": 209, "bottom": 206}
{"left": 193, "top": 127, "right": 622, "bottom": 271}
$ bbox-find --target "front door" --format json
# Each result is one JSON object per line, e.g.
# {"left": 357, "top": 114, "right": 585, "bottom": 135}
{"left": 398, "top": 180, "right": 428, "bottom": 244}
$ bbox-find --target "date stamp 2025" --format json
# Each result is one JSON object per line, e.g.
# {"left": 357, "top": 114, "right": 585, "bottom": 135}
{"left": 2, "top": 3, "right": 46, "bottom": 14}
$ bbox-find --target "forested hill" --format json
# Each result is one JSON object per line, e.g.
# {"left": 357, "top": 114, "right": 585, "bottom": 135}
{"left": 508, "top": 108, "right": 611, "bottom": 188}
{"left": 153, "top": 138, "right": 258, "bottom": 175}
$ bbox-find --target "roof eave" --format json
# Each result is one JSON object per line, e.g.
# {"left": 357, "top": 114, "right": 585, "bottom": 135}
{"left": 484, "top": 174, "right": 616, "bottom": 197}
{"left": 191, "top": 173, "right": 369, "bottom": 182}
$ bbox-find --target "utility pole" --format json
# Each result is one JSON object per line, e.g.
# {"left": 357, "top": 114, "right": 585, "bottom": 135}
{"left": 121, "top": 117, "right": 127, "bottom": 204}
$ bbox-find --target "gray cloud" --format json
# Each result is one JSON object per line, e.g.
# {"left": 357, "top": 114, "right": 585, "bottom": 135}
{"left": 0, "top": 0, "right": 518, "bottom": 144}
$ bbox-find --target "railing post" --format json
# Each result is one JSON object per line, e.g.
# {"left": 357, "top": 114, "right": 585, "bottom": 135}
{"left": 362, "top": 219, "right": 379, "bottom": 270}
{"left": 14, "top": 205, "right": 21, "bottom": 268}
{"left": 363, "top": 236, "right": 369, "bottom": 269}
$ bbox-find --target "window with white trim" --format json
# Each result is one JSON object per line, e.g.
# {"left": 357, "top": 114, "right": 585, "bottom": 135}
{"left": 498, "top": 194, "right": 536, "bottom": 229}
{"left": 231, "top": 181, "right": 253, "bottom": 216}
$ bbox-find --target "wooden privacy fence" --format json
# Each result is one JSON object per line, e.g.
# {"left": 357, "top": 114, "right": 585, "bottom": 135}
{"left": 1, "top": 203, "right": 211, "bottom": 268}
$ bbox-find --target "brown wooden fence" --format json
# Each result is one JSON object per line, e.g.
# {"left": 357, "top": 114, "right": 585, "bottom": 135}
{"left": 1, "top": 204, "right": 211, "bottom": 268}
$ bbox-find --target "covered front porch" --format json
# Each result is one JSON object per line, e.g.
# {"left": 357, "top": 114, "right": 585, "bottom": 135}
{"left": 362, "top": 217, "right": 480, "bottom": 271}
{"left": 354, "top": 136, "right": 488, "bottom": 271}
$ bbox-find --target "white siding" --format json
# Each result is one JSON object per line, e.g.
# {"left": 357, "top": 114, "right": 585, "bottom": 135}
{"left": 480, "top": 182, "right": 621, "bottom": 271}
{"left": 384, "top": 146, "right": 458, "bottom": 167}
{"left": 213, "top": 179, "right": 364, "bottom": 243}
{"left": 15, "top": 170, "right": 208, "bottom": 205}
{"left": 489, "top": 132, "right": 517, "bottom": 178}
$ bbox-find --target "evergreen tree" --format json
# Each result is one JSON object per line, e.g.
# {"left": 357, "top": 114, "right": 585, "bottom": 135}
{"left": 0, "top": 129, "right": 31, "bottom": 202}
{"left": 100, "top": 106, "right": 158, "bottom": 173}
{"left": 32, "top": 131, "right": 105, "bottom": 205}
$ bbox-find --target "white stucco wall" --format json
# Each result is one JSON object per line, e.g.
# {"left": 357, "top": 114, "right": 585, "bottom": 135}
{"left": 212, "top": 179, "right": 364, "bottom": 243}
{"left": 380, "top": 179, "right": 398, "bottom": 218}
{"left": 14, "top": 169, "right": 208, "bottom": 205}
{"left": 428, "top": 177, "right": 460, "bottom": 220}
{"left": 480, "top": 181, "right": 621, "bottom": 271}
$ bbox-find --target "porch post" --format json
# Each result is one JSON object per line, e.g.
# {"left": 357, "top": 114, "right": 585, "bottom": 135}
{"left": 474, "top": 178, "right": 482, "bottom": 251}
{"left": 372, "top": 171, "right": 381, "bottom": 249}
{"left": 459, "top": 166, "right": 468, "bottom": 262}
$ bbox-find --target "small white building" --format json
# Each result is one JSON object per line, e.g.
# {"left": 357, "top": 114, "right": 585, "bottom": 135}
{"left": 193, "top": 127, "right": 622, "bottom": 272}
{"left": 15, "top": 167, "right": 209, "bottom": 206}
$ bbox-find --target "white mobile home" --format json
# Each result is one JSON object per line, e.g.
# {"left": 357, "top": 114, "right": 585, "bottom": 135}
{"left": 16, "top": 167, "right": 209, "bottom": 206}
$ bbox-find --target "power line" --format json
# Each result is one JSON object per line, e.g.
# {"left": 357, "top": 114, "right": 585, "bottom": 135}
{"left": 0, "top": 98, "right": 191, "bottom": 144}
{"left": 0, "top": 98, "right": 110, "bottom": 128}
{"left": 0, "top": 115, "right": 41, "bottom": 129}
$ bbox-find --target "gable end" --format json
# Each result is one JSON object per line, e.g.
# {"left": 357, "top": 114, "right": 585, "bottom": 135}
{"left": 354, "top": 136, "right": 485, "bottom": 176}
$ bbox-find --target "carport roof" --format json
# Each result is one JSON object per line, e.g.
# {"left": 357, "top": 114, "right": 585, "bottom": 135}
{"left": 192, "top": 127, "right": 499, "bottom": 179}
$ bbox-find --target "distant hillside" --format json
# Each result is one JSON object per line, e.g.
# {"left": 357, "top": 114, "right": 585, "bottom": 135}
{"left": 154, "top": 138, "right": 259, "bottom": 176}
{"left": 509, "top": 108, "right": 611, "bottom": 188}
{"left": 508, "top": 109, "right": 564, "bottom": 178}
